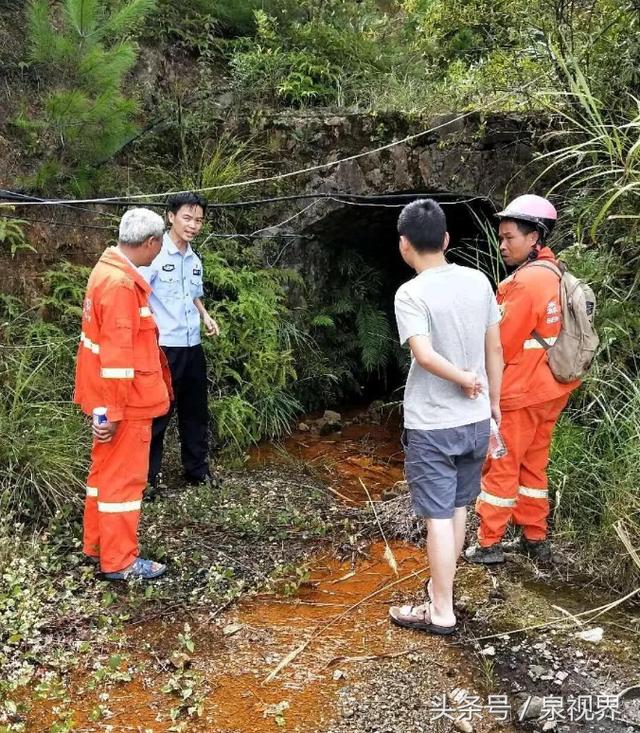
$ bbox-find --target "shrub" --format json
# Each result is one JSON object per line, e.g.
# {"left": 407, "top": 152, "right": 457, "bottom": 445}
{"left": 0, "top": 262, "right": 91, "bottom": 519}
{"left": 201, "top": 243, "right": 304, "bottom": 454}
{"left": 228, "top": 3, "right": 395, "bottom": 108}
{"left": 537, "top": 59, "right": 640, "bottom": 590}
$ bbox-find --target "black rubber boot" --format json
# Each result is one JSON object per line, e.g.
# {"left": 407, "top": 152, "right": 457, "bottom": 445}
{"left": 520, "top": 538, "right": 552, "bottom": 563}
{"left": 464, "top": 543, "right": 505, "bottom": 565}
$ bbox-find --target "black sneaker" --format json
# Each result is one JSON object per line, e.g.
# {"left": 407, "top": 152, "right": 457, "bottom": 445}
{"left": 520, "top": 538, "right": 552, "bottom": 563}
{"left": 464, "top": 543, "right": 505, "bottom": 565}
{"left": 145, "top": 472, "right": 165, "bottom": 501}
{"left": 185, "top": 472, "right": 222, "bottom": 489}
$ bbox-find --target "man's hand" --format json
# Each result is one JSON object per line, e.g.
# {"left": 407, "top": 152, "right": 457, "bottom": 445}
{"left": 92, "top": 419, "right": 119, "bottom": 443}
{"left": 202, "top": 313, "right": 220, "bottom": 337}
{"left": 460, "top": 370, "right": 483, "bottom": 399}
{"left": 491, "top": 402, "right": 502, "bottom": 426}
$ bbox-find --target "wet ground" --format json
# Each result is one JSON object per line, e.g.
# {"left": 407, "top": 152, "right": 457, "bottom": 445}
{"left": 13, "top": 410, "right": 640, "bottom": 732}
{"left": 249, "top": 410, "right": 406, "bottom": 504}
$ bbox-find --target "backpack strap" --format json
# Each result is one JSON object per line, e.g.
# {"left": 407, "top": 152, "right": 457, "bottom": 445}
{"left": 521, "top": 260, "right": 564, "bottom": 349}
{"left": 531, "top": 330, "right": 552, "bottom": 350}
{"left": 525, "top": 260, "right": 565, "bottom": 278}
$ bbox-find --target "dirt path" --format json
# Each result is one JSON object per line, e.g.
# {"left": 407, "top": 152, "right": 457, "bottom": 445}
{"left": 14, "top": 412, "right": 640, "bottom": 733}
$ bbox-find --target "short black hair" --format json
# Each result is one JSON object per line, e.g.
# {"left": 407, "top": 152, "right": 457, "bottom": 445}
{"left": 501, "top": 217, "right": 544, "bottom": 243}
{"left": 397, "top": 198, "right": 446, "bottom": 252}
{"left": 502, "top": 217, "right": 538, "bottom": 236}
{"left": 166, "top": 192, "right": 208, "bottom": 215}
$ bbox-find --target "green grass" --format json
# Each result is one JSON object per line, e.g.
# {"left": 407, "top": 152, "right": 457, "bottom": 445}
{"left": 551, "top": 368, "right": 640, "bottom": 590}
{"left": 0, "top": 320, "right": 87, "bottom": 518}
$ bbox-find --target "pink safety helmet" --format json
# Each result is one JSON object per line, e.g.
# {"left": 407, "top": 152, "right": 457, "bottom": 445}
{"left": 496, "top": 194, "right": 558, "bottom": 240}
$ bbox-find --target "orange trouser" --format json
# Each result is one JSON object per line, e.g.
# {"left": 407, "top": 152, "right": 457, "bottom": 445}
{"left": 476, "top": 393, "right": 570, "bottom": 547}
{"left": 83, "top": 419, "right": 152, "bottom": 573}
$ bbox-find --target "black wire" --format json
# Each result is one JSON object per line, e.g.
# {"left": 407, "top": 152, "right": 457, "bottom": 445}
{"left": 0, "top": 189, "right": 495, "bottom": 210}
{"left": 0, "top": 189, "right": 115, "bottom": 216}
{"left": 1, "top": 189, "right": 496, "bottom": 238}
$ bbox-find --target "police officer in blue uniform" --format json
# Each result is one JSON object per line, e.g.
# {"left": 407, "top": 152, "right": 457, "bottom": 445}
{"left": 140, "top": 192, "right": 219, "bottom": 489}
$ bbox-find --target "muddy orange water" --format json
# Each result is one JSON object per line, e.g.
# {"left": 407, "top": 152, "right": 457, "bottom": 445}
{"left": 25, "top": 417, "right": 496, "bottom": 733}
{"left": 249, "top": 414, "right": 406, "bottom": 503}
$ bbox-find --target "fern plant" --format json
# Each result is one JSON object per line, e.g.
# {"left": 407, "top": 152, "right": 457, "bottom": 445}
{"left": 0, "top": 215, "right": 36, "bottom": 258}
{"left": 18, "top": 0, "right": 156, "bottom": 192}
{"left": 297, "top": 250, "right": 400, "bottom": 406}
{"left": 38, "top": 262, "right": 92, "bottom": 334}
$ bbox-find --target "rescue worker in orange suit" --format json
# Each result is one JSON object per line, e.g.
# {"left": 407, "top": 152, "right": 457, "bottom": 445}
{"left": 465, "top": 195, "right": 580, "bottom": 565}
{"left": 74, "top": 208, "right": 173, "bottom": 580}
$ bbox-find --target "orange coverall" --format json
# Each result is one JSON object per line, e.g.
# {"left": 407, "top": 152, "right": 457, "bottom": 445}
{"left": 74, "top": 247, "right": 171, "bottom": 573}
{"left": 477, "top": 247, "right": 580, "bottom": 547}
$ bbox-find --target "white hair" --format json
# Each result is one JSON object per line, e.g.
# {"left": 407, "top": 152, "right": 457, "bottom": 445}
{"left": 118, "top": 208, "right": 165, "bottom": 246}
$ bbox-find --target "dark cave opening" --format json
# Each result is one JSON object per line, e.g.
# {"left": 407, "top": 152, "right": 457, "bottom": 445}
{"left": 303, "top": 191, "right": 504, "bottom": 405}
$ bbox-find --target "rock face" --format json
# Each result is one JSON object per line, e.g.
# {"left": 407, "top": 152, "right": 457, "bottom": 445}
{"left": 236, "top": 109, "right": 553, "bottom": 301}
{"left": 1, "top": 108, "right": 553, "bottom": 298}
{"left": 242, "top": 109, "right": 548, "bottom": 220}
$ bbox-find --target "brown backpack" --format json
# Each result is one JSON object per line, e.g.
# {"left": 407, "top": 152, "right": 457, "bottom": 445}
{"left": 528, "top": 261, "right": 599, "bottom": 383}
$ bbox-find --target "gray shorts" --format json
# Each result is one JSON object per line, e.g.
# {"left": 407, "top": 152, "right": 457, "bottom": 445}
{"left": 402, "top": 420, "right": 490, "bottom": 519}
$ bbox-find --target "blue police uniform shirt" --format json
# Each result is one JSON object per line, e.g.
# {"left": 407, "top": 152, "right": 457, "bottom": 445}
{"left": 140, "top": 232, "right": 204, "bottom": 347}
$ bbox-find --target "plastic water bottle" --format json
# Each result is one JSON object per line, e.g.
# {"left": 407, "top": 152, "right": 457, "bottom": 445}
{"left": 489, "top": 418, "right": 507, "bottom": 459}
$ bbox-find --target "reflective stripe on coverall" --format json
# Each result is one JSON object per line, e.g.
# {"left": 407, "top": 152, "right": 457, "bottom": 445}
{"left": 75, "top": 247, "right": 171, "bottom": 572}
{"left": 476, "top": 247, "right": 580, "bottom": 547}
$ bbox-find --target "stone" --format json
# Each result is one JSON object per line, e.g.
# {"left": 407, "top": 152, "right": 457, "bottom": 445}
{"left": 517, "top": 695, "right": 544, "bottom": 720}
{"left": 223, "top": 623, "right": 243, "bottom": 636}
{"left": 575, "top": 627, "right": 603, "bottom": 643}
{"left": 480, "top": 646, "right": 496, "bottom": 657}
{"left": 528, "top": 665, "right": 546, "bottom": 681}
{"left": 367, "top": 400, "right": 385, "bottom": 421}
{"left": 170, "top": 651, "right": 191, "bottom": 669}
{"left": 453, "top": 720, "right": 473, "bottom": 733}
{"left": 447, "top": 688, "right": 469, "bottom": 705}
{"left": 323, "top": 410, "right": 342, "bottom": 423}
{"left": 297, "top": 422, "right": 310, "bottom": 432}
{"left": 333, "top": 669, "right": 346, "bottom": 680}
{"left": 319, "top": 410, "right": 342, "bottom": 435}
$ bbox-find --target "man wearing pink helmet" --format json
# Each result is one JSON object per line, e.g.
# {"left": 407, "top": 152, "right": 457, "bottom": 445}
{"left": 466, "top": 195, "right": 580, "bottom": 564}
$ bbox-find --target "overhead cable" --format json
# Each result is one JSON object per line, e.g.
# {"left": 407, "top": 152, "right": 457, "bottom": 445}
{"left": 0, "top": 189, "right": 495, "bottom": 211}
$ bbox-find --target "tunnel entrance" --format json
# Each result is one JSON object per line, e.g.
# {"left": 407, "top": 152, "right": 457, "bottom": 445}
{"left": 299, "top": 191, "right": 504, "bottom": 405}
